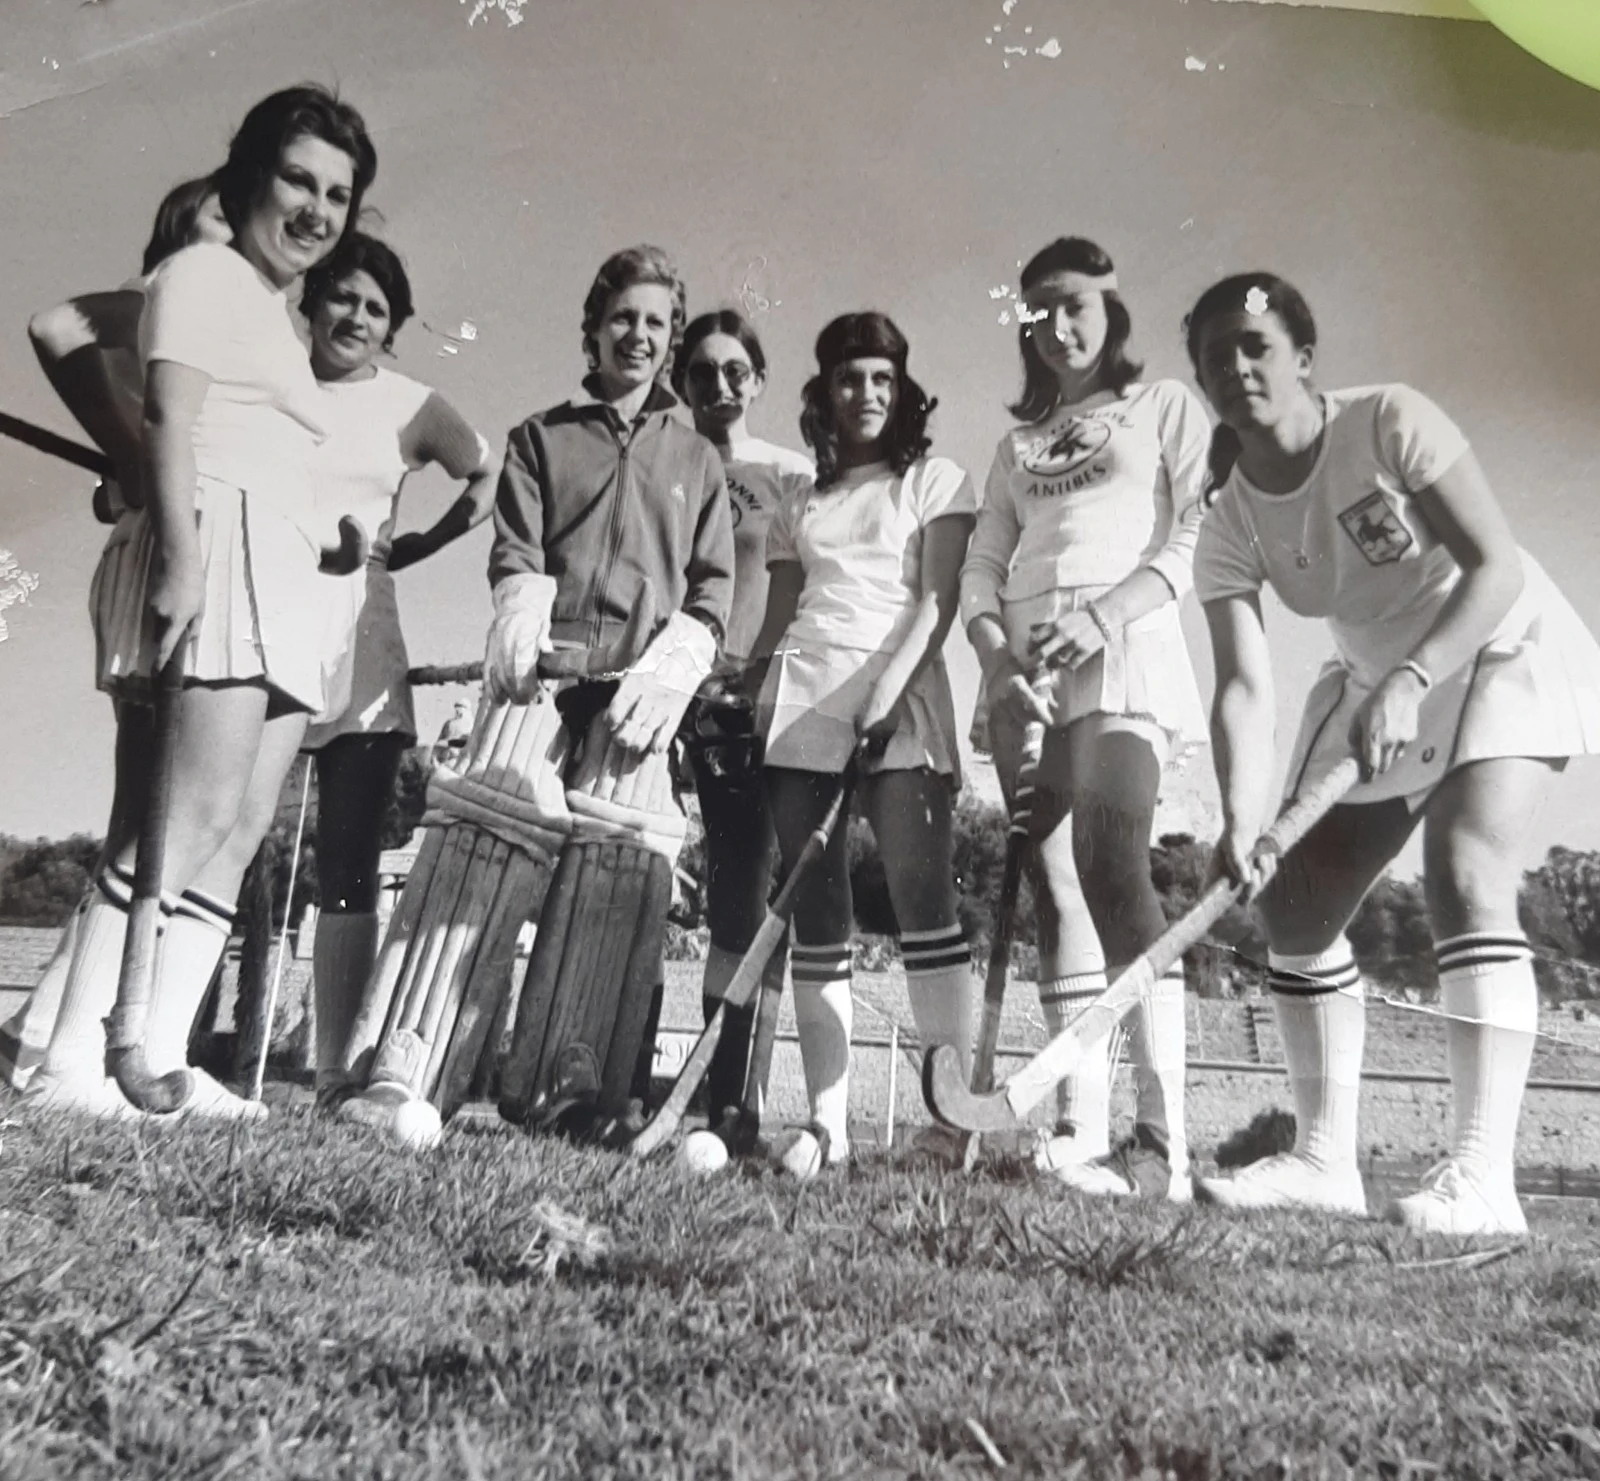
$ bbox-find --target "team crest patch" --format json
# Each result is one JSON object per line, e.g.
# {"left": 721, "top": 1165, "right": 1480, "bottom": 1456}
{"left": 1337, "top": 491, "right": 1414, "bottom": 566}
{"left": 1021, "top": 418, "right": 1111, "bottom": 478}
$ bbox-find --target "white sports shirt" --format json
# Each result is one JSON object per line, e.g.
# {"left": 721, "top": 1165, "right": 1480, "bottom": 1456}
{"left": 720, "top": 435, "right": 815, "bottom": 663}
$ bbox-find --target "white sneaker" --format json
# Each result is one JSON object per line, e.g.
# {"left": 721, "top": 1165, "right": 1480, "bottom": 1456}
{"left": 171, "top": 1068, "right": 269, "bottom": 1124}
{"left": 1384, "top": 1159, "right": 1527, "bottom": 1238}
{"left": 1033, "top": 1124, "right": 1110, "bottom": 1176}
{"left": 23, "top": 1071, "right": 144, "bottom": 1122}
{"left": 1047, "top": 1126, "right": 1192, "bottom": 1203}
{"left": 1196, "top": 1152, "right": 1367, "bottom": 1216}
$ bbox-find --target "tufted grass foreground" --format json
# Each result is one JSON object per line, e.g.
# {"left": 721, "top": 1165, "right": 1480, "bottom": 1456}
{"left": 2, "top": 1100, "right": 1600, "bottom": 1480}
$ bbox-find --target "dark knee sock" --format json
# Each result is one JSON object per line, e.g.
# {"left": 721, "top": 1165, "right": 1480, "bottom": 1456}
{"left": 704, "top": 995, "right": 756, "bottom": 1126}
{"left": 629, "top": 980, "right": 666, "bottom": 1104}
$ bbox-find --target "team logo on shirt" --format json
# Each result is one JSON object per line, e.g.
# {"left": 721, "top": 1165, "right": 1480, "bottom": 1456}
{"left": 1337, "top": 491, "right": 1414, "bottom": 566}
{"left": 1020, "top": 418, "right": 1111, "bottom": 478}
{"left": 726, "top": 473, "right": 765, "bottom": 530}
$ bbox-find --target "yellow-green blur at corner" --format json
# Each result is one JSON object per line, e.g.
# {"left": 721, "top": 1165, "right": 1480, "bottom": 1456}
{"left": 1474, "top": 0, "right": 1600, "bottom": 92}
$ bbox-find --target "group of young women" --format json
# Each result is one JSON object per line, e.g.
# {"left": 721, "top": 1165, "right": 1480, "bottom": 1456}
{"left": 11, "top": 81, "right": 1600, "bottom": 1243}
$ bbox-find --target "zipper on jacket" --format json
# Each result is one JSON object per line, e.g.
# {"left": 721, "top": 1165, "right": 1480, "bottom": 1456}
{"left": 596, "top": 411, "right": 636, "bottom": 648}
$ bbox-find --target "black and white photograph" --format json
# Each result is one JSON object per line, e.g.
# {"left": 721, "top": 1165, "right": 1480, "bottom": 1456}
{"left": 3, "top": 0, "right": 1600, "bottom": 1473}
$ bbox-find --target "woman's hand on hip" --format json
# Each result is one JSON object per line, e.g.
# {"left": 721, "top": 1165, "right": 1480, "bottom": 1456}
{"left": 148, "top": 543, "right": 204, "bottom": 668}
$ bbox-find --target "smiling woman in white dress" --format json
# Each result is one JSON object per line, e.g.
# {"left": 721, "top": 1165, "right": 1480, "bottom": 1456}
{"left": 29, "top": 84, "right": 379, "bottom": 1121}
{"left": 298, "top": 231, "right": 498, "bottom": 1107}
{"left": 1187, "top": 271, "right": 1600, "bottom": 1237}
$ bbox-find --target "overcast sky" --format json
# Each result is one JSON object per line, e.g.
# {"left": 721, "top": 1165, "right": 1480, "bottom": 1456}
{"left": 3, "top": 0, "right": 1599, "bottom": 876}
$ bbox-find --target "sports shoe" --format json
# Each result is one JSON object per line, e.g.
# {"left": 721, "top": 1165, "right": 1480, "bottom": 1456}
{"left": 171, "top": 1067, "right": 268, "bottom": 1124}
{"left": 1384, "top": 1159, "right": 1527, "bottom": 1238}
{"left": 903, "top": 1124, "right": 968, "bottom": 1170}
{"left": 1033, "top": 1119, "right": 1110, "bottom": 1175}
{"left": 1047, "top": 1124, "right": 1192, "bottom": 1202}
{"left": 0, "top": 1021, "right": 43, "bottom": 1093}
{"left": 23, "top": 1071, "right": 145, "bottom": 1122}
{"left": 1196, "top": 1152, "right": 1367, "bottom": 1216}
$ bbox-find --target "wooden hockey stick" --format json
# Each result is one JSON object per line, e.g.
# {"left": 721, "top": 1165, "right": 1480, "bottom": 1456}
{"left": 628, "top": 744, "right": 864, "bottom": 1159}
{"left": 924, "top": 758, "right": 1361, "bottom": 1134}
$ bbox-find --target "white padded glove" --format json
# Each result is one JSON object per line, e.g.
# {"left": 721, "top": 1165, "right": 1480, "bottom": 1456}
{"left": 605, "top": 611, "right": 718, "bottom": 755}
{"left": 484, "top": 573, "right": 559, "bottom": 704}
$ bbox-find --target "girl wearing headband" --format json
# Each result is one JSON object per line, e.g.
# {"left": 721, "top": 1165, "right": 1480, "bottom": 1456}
{"left": 753, "top": 311, "right": 976, "bottom": 1172}
{"left": 961, "top": 237, "right": 1211, "bottom": 1202}
{"left": 1188, "top": 272, "right": 1600, "bottom": 1235}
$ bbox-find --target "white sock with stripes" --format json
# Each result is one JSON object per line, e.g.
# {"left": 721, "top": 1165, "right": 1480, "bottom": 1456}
{"left": 145, "top": 888, "right": 235, "bottom": 1076}
{"left": 1037, "top": 970, "right": 1111, "bottom": 1150}
{"left": 900, "top": 925, "right": 974, "bottom": 1081}
{"left": 1268, "top": 939, "right": 1365, "bottom": 1172}
{"left": 40, "top": 867, "right": 136, "bottom": 1081}
{"left": 1127, "top": 965, "right": 1188, "bottom": 1163}
{"left": 791, "top": 941, "right": 853, "bottom": 1159}
{"left": 1436, "top": 931, "right": 1537, "bottom": 1188}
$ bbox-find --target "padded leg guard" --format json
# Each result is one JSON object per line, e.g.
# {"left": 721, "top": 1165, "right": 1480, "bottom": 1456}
{"left": 499, "top": 707, "right": 685, "bottom": 1141}
{"left": 339, "top": 688, "right": 570, "bottom": 1128}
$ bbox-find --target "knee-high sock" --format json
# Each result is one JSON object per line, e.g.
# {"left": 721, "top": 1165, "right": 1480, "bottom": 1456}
{"left": 629, "top": 979, "right": 667, "bottom": 1105}
{"left": 1436, "top": 931, "right": 1537, "bottom": 1186}
{"left": 1037, "top": 970, "right": 1111, "bottom": 1149}
{"left": 701, "top": 937, "right": 787, "bottom": 1123}
{"left": 1126, "top": 964, "right": 1188, "bottom": 1159}
{"left": 1268, "top": 939, "right": 1365, "bottom": 1171}
{"left": 901, "top": 925, "right": 975, "bottom": 1081}
{"left": 40, "top": 867, "right": 136, "bottom": 1080}
{"left": 313, "top": 910, "right": 379, "bottom": 1078}
{"left": 146, "top": 889, "right": 236, "bottom": 1076}
{"left": 2, "top": 888, "right": 90, "bottom": 1084}
{"left": 791, "top": 941, "right": 852, "bottom": 1156}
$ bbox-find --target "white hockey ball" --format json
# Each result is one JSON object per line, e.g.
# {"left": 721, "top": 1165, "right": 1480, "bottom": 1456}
{"left": 392, "top": 1099, "right": 443, "bottom": 1152}
{"left": 773, "top": 1127, "right": 825, "bottom": 1181}
{"left": 677, "top": 1129, "right": 731, "bottom": 1176}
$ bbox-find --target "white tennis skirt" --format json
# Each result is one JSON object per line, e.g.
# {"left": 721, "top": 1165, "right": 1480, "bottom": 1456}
{"left": 302, "top": 560, "right": 417, "bottom": 749}
{"left": 1287, "top": 556, "right": 1600, "bottom": 809}
{"left": 92, "top": 476, "right": 337, "bottom": 713}
{"left": 757, "top": 642, "right": 961, "bottom": 788}
{"left": 1001, "top": 585, "right": 1208, "bottom": 756}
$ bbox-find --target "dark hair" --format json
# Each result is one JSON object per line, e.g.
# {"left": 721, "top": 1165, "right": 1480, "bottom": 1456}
{"left": 141, "top": 171, "right": 225, "bottom": 276}
{"left": 1183, "top": 272, "right": 1319, "bottom": 500}
{"left": 217, "top": 84, "right": 377, "bottom": 244}
{"left": 580, "top": 244, "right": 688, "bottom": 375}
{"left": 1009, "top": 237, "right": 1143, "bottom": 423}
{"left": 671, "top": 308, "right": 767, "bottom": 398}
{"left": 301, "top": 231, "right": 415, "bottom": 350}
{"left": 800, "top": 312, "right": 936, "bottom": 490}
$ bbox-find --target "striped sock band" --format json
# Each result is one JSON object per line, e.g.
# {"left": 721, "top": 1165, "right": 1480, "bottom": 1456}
{"left": 899, "top": 925, "right": 970, "bottom": 976}
{"left": 168, "top": 887, "right": 237, "bottom": 934}
{"left": 791, "top": 941, "right": 853, "bottom": 989}
{"left": 1434, "top": 931, "right": 1534, "bottom": 979}
{"left": 1267, "top": 939, "right": 1361, "bottom": 998}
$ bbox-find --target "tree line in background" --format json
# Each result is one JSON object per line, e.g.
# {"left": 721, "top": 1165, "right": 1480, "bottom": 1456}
{"left": 5, "top": 747, "right": 1600, "bottom": 1002}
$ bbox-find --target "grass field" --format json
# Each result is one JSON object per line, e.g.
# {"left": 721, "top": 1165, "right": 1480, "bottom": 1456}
{"left": 4, "top": 1102, "right": 1600, "bottom": 1480}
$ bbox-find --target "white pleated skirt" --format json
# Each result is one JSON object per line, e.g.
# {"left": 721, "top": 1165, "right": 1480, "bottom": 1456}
{"left": 302, "top": 560, "right": 417, "bottom": 748}
{"left": 92, "top": 476, "right": 337, "bottom": 713}
{"left": 757, "top": 641, "right": 961, "bottom": 789}
{"left": 1287, "top": 554, "right": 1600, "bottom": 809}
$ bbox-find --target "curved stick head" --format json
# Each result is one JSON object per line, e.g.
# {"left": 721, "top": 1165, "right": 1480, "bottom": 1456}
{"left": 535, "top": 583, "right": 657, "bottom": 680}
{"left": 318, "top": 516, "right": 371, "bottom": 576}
{"left": 921, "top": 1043, "right": 1019, "bottom": 1134}
{"left": 106, "top": 1046, "right": 195, "bottom": 1115}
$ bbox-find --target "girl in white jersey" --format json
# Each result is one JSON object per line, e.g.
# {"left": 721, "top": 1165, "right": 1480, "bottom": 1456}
{"left": 671, "top": 309, "right": 814, "bottom": 1136}
{"left": 298, "top": 233, "right": 498, "bottom": 1107}
{"left": 2, "top": 175, "right": 231, "bottom": 1092}
{"left": 1188, "top": 272, "right": 1600, "bottom": 1236}
{"left": 961, "top": 238, "right": 1211, "bottom": 1202}
{"left": 29, "top": 86, "right": 378, "bottom": 1122}
{"left": 753, "top": 311, "right": 976, "bottom": 1172}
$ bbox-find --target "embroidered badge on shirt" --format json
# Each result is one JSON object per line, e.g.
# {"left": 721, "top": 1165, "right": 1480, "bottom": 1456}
{"left": 1337, "top": 491, "right": 1415, "bottom": 566}
{"left": 1021, "top": 418, "right": 1111, "bottom": 479}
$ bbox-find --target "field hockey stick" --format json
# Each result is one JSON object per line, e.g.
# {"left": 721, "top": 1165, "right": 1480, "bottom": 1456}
{"left": 105, "top": 647, "right": 189, "bottom": 1111}
{"left": 245, "top": 759, "right": 313, "bottom": 1102}
{"left": 629, "top": 741, "right": 866, "bottom": 1160}
{"left": 924, "top": 756, "right": 1361, "bottom": 1133}
{"left": 958, "top": 674, "right": 1049, "bottom": 1169}
{"left": 1, "top": 408, "right": 369, "bottom": 576}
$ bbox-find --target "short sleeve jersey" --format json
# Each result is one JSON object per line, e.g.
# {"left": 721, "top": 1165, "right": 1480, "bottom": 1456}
{"left": 139, "top": 241, "right": 328, "bottom": 505}
{"left": 767, "top": 455, "right": 976, "bottom": 653}
{"left": 719, "top": 436, "right": 815, "bottom": 662}
{"left": 313, "top": 368, "right": 436, "bottom": 544}
{"left": 1193, "top": 384, "right": 1471, "bottom": 683}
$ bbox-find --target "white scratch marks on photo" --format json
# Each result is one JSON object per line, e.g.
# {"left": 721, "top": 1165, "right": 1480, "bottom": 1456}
{"left": 1186, "top": 55, "right": 1208, "bottom": 72}
{"left": 1036, "top": 38, "right": 1061, "bottom": 59}
{"left": 459, "top": 321, "right": 478, "bottom": 342}
{"left": 0, "top": 551, "right": 40, "bottom": 643}
{"left": 739, "top": 256, "right": 781, "bottom": 317}
{"left": 463, "top": 0, "right": 527, "bottom": 27}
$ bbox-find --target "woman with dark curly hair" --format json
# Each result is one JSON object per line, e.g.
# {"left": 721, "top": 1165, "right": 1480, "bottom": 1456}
{"left": 751, "top": 311, "right": 976, "bottom": 1174}
{"left": 961, "top": 237, "right": 1212, "bottom": 1202}
{"left": 30, "top": 84, "right": 377, "bottom": 1121}
{"left": 299, "top": 232, "right": 499, "bottom": 1106}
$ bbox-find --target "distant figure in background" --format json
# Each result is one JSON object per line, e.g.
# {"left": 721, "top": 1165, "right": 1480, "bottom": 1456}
{"left": 1, "top": 171, "right": 229, "bottom": 1093}
{"left": 1188, "top": 272, "right": 1600, "bottom": 1236}
{"left": 298, "top": 232, "right": 499, "bottom": 1108}
{"left": 671, "top": 308, "right": 814, "bottom": 1140}
{"left": 432, "top": 700, "right": 474, "bottom": 768}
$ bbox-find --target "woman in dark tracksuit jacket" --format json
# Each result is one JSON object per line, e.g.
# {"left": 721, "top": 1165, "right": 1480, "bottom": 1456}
{"left": 483, "top": 244, "right": 735, "bottom": 1119}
